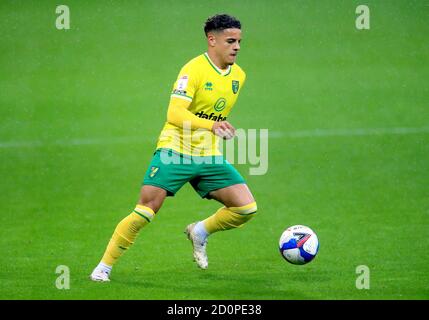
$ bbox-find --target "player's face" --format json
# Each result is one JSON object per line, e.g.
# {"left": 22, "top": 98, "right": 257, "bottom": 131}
{"left": 211, "top": 28, "right": 242, "bottom": 66}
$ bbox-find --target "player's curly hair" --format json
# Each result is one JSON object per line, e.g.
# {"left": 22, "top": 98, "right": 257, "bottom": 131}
{"left": 204, "top": 14, "right": 241, "bottom": 36}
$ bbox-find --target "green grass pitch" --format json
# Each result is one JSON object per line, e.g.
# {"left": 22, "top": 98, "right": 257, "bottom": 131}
{"left": 0, "top": 0, "right": 428, "bottom": 299}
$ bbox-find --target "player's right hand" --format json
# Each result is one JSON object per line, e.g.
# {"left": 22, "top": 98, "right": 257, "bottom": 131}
{"left": 212, "top": 121, "right": 236, "bottom": 140}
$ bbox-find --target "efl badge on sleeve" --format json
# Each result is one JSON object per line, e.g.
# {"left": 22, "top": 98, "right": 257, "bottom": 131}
{"left": 232, "top": 80, "right": 239, "bottom": 94}
{"left": 177, "top": 75, "right": 189, "bottom": 91}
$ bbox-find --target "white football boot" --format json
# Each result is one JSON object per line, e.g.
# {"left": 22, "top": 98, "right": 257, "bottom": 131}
{"left": 89, "top": 266, "right": 111, "bottom": 282}
{"left": 185, "top": 222, "right": 208, "bottom": 269}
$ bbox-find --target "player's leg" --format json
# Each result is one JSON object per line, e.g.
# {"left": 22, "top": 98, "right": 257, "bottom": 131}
{"left": 91, "top": 149, "right": 193, "bottom": 281}
{"left": 90, "top": 185, "right": 166, "bottom": 281}
{"left": 185, "top": 157, "right": 257, "bottom": 269}
{"left": 185, "top": 183, "right": 257, "bottom": 269}
{"left": 99, "top": 186, "right": 166, "bottom": 268}
{"left": 192, "top": 183, "right": 257, "bottom": 237}
{"left": 208, "top": 183, "right": 255, "bottom": 207}
{"left": 204, "top": 183, "right": 257, "bottom": 230}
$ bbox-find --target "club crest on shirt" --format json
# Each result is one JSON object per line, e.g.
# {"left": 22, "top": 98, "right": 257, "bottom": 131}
{"left": 149, "top": 166, "right": 159, "bottom": 178}
{"left": 232, "top": 80, "right": 239, "bottom": 94}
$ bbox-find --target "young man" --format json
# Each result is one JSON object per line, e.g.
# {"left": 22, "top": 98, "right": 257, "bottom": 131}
{"left": 90, "top": 14, "right": 257, "bottom": 282}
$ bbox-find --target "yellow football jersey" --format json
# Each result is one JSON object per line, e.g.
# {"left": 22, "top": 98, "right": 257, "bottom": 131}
{"left": 156, "top": 52, "right": 246, "bottom": 156}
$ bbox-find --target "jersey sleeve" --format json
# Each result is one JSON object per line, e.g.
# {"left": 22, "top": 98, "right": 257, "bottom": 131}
{"left": 170, "top": 63, "right": 199, "bottom": 102}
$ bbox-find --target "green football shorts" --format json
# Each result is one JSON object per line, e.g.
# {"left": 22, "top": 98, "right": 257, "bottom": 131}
{"left": 142, "top": 148, "right": 246, "bottom": 198}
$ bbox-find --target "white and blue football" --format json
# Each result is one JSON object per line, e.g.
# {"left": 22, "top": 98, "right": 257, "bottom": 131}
{"left": 279, "top": 225, "right": 319, "bottom": 265}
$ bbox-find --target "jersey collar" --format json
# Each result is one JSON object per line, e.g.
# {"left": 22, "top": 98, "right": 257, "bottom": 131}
{"left": 204, "top": 52, "right": 232, "bottom": 76}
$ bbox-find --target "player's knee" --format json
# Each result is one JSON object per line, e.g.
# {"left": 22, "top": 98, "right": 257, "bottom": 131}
{"left": 138, "top": 200, "right": 162, "bottom": 213}
{"left": 228, "top": 201, "right": 258, "bottom": 226}
{"left": 138, "top": 195, "right": 164, "bottom": 213}
{"left": 138, "top": 186, "right": 166, "bottom": 213}
{"left": 229, "top": 201, "right": 257, "bottom": 216}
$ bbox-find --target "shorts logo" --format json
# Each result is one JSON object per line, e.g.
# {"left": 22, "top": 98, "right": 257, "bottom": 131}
{"left": 232, "top": 80, "right": 239, "bottom": 94}
{"left": 149, "top": 166, "right": 159, "bottom": 178}
{"left": 213, "top": 97, "right": 226, "bottom": 112}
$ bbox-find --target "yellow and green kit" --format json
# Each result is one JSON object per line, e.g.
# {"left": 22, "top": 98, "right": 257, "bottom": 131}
{"left": 143, "top": 52, "right": 247, "bottom": 197}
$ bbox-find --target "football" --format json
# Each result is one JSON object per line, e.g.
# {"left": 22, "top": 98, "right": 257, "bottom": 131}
{"left": 279, "top": 225, "right": 319, "bottom": 265}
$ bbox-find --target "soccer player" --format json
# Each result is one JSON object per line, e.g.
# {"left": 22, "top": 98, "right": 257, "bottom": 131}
{"left": 90, "top": 14, "right": 257, "bottom": 282}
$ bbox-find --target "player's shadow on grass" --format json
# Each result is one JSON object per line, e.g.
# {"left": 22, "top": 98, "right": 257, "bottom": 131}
{"left": 113, "top": 268, "right": 330, "bottom": 299}
{"left": 271, "top": 270, "right": 331, "bottom": 283}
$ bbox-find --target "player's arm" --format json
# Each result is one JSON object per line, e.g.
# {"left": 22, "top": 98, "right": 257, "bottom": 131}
{"left": 167, "top": 97, "right": 213, "bottom": 130}
{"left": 167, "top": 98, "right": 235, "bottom": 139}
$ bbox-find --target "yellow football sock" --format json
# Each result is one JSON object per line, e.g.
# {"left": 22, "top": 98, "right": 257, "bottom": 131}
{"left": 101, "top": 205, "right": 155, "bottom": 267}
{"left": 203, "top": 202, "right": 257, "bottom": 234}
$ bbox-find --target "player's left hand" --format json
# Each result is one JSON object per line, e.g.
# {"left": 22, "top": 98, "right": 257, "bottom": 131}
{"left": 212, "top": 121, "right": 236, "bottom": 140}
